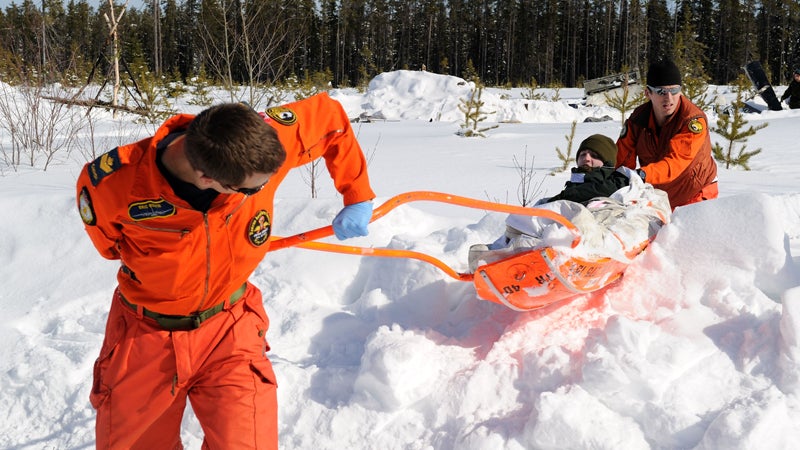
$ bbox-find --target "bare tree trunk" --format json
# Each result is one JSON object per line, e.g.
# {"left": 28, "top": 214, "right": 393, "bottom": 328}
{"left": 103, "top": 0, "right": 128, "bottom": 118}
{"left": 198, "top": 0, "right": 304, "bottom": 106}
{"left": 40, "top": 0, "right": 46, "bottom": 73}
{"left": 153, "top": 0, "right": 161, "bottom": 75}
{"left": 197, "top": 0, "right": 237, "bottom": 102}
{"left": 238, "top": 1, "right": 304, "bottom": 106}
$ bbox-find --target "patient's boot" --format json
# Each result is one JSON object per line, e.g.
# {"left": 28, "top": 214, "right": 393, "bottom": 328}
{"left": 468, "top": 226, "right": 545, "bottom": 273}
{"left": 468, "top": 244, "right": 521, "bottom": 272}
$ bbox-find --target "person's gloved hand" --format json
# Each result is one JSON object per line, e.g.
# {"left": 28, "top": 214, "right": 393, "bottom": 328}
{"left": 332, "top": 201, "right": 373, "bottom": 240}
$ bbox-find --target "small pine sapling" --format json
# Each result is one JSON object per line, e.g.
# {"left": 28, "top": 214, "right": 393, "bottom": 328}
{"left": 457, "top": 84, "right": 498, "bottom": 137}
{"left": 711, "top": 76, "right": 767, "bottom": 170}
{"left": 681, "top": 75, "right": 712, "bottom": 112}
{"left": 548, "top": 82, "right": 563, "bottom": 102}
{"left": 551, "top": 121, "right": 577, "bottom": 174}
{"left": 604, "top": 70, "right": 645, "bottom": 125}
{"left": 127, "top": 55, "right": 175, "bottom": 124}
{"left": 188, "top": 68, "right": 214, "bottom": 107}
{"left": 522, "top": 77, "right": 546, "bottom": 100}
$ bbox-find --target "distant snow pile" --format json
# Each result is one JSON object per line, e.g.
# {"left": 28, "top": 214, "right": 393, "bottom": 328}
{"left": 360, "top": 70, "right": 473, "bottom": 122}
{"left": 349, "top": 70, "right": 624, "bottom": 124}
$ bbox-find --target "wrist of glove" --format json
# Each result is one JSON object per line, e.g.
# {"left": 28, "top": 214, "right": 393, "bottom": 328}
{"left": 636, "top": 168, "right": 646, "bottom": 181}
{"left": 332, "top": 201, "right": 373, "bottom": 240}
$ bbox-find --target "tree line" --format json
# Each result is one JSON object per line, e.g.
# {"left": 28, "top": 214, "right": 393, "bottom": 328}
{"left": 1, "top": 0, "right": 799, "bottom": 92}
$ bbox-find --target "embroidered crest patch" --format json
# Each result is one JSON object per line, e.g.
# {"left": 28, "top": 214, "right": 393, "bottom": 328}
{"left": 247, "top": 210, "right": 272, "bottom": 246}
{"left": 88, "top": 148, "right": 121, "bottom": 186}
{"left": 688, "top": 119, "right": 704, "bottom": 134}
{"left": 79, "top": 187, "right": 96, "bottom": 225}
{"left": 265, "top": 106, "right": 297, "bottom": 126}
{"left": 128, "top": 199, "right": 177, "bottom": 221}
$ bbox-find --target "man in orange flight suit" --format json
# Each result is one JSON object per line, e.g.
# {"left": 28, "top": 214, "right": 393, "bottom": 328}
{"left": 616, "top": 59, "right": 718, "bottom": 209}
{"left": 77, "top": 93, "right": 375, "bottom": 449}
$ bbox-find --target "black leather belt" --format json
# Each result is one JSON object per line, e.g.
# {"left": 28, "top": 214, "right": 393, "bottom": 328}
{"left": 119, "top": 284, "right": 247, "bottom": 331}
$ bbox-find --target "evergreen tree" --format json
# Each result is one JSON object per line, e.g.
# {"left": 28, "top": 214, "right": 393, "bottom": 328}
{"left": 62, "top": 0, "right": 95, "bottom": 84}
{"left": 715, "top": 0, "right": 750, "bottom": 83}
{"left": 673, "top": 10, "right": 712, "bottom": 111}
{"left": 457, "top": 82, "right": 498, "bottom": 138}
{"left": 711, "top": 75, "right": 767, "bottom": 170}
{"left": 320, "top": 0, "right": 339, "bottom": 85}
{"left": 160, "top": 0, "right": 181, "bottom": 78}
{"left": 292, "top": 0, "right": 322, "bottom": 80}
{"left": 646, "top": 0, "right": 673, "bottom": 64}
{"left": 552, "top": 120, "right": 578, "bottom": 174}
{"left": 3, "top": 0, "right": 800, "bottom": 90}
{"left": 176, "top": 0, "right": 199, "bottom": 83}
{"left": 604, "top": 68, "right": 646, "bottom": 124}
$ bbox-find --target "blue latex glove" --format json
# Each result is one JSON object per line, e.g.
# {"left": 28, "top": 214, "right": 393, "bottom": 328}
{"left": 332, "top": 201, "right": 373, "bottom": 240}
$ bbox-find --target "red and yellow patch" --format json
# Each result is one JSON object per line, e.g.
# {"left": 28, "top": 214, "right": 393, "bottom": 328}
{"left": 265, "top": 106, "right": 297, "bottom": 126}
{"left": 688, "top": 119, "right": 704, "bottom": 134}
{"left": 247, "top": 210, "right": 272, "bottom": 246}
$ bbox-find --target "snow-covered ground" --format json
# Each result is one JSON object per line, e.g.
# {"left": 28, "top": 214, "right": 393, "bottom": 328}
{"left": 2, "top": 70, "right": 800, "bottom": 449}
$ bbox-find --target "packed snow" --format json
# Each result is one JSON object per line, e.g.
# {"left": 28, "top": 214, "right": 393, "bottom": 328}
{"left": 2, "top": 70, "right": 800, "bottom": 449}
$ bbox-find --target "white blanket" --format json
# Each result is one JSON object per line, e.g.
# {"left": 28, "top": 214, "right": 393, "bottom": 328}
{"left": 504, "top": 170, "right": 671, "bottom": 263}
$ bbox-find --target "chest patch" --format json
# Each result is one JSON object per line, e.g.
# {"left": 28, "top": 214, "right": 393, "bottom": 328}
{"left": 88, "top": 148, "right": 122, "bottom": 186}
{"left": 248, "top": 210, "right": 272, "bottom": 246}
{"left": 688, "top": 119, "right": 704, "bottom": 134}
{"left": 128, "top": 198, "right": 177, "bottom": 221}
{"left": 265, "top": 106, "right": 297, "bottom": 126}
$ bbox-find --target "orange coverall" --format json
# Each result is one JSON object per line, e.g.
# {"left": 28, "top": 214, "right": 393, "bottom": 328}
{"left": 616, "top": 96, "right": 718, "bottom": 209}
{"left": 77, "top": 93, "right": 375, "bottom": 449}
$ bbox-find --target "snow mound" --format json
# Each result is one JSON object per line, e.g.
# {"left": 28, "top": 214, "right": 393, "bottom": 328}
{"left": 357, "top": 70, "right": 615, "bottom": 123}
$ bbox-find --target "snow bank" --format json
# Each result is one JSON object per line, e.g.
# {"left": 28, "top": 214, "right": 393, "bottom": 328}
{"left": 3, "top": 70, "right": 800, "bottom": 449}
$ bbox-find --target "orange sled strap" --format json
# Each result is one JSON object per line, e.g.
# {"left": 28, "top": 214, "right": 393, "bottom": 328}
{"left": 269, "top": 191, "right": 585, "bottom": 310}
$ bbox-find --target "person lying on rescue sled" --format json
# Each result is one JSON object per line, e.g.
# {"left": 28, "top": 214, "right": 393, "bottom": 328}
{"left": 468, "top": 134, "right": 670, "bottom": 272}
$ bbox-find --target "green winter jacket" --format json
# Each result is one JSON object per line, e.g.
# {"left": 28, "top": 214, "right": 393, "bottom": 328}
{"left": 781, "top": 80, "right": 800, "bottom": 109}
{"left": 546, "top": 166, "right": 631, "bottom": 205}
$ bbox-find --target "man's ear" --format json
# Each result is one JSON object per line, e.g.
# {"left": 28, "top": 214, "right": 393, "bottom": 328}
{"left": 196, "top": 171, "right": 217, "bottom": 188}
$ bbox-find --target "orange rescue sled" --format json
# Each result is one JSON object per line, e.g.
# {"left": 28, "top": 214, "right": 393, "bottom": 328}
{"left": 269, "top": 191, "right": 655, "bottom": 312}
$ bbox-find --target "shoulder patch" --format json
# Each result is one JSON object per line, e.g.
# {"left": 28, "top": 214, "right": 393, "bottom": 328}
{"left": 265, "top": 106, "right": 297, "bottom": 126}
{"left": 79, "top": 187, "right": 96, "bottom": 225}
{"left": 688, "top": 118, "right": 704, "bottom": 134}
{"left": 247, "top": 210, "right": 272, "bottom": 246}
{"left": 128, "top": 198, "right": 177, "bottom": 221}
{"left": 88, "top": 148, "right": 122, "bottom": 186}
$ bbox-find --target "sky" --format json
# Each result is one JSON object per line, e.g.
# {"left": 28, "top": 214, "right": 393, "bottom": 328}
{"left": 1, "top": 70, "right": 800, "bottom": 449}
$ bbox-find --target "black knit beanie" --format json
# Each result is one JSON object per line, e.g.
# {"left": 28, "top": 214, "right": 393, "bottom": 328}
{"left": 577, "top": 134, "right": 617, "bottom": 166}
{"left": 647, "top": 60, "right": 682, "bottom": 86}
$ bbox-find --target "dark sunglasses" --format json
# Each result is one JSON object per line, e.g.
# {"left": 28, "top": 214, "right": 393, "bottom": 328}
{"left": 647, "top": 85, "right": 681, "bottom": 96}
{"left": 224, "top": 179, "right": 268, "bottom": 196}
